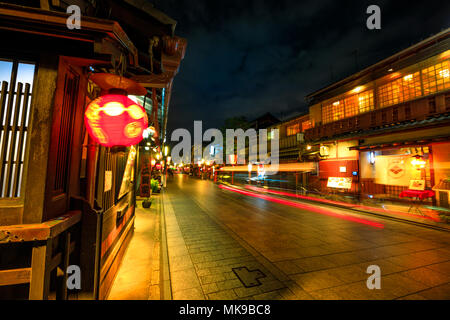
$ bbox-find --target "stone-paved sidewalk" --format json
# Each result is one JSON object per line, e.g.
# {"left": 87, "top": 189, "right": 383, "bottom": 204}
{"left": 162, "top": 189, "right": 312, "bottom": 300}
{"left": 107, "top": 197, "right": 161, "bottom": 300}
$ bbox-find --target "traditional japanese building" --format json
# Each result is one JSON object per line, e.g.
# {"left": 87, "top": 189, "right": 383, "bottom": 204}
{"left": 304, "top": 28, "right": 450, "bottom": 203}
{"left": 266, "top": 112, "right": 312, "bottom": 163}
{"left": 0, "top": 0, "right": 186, "bottom": 299}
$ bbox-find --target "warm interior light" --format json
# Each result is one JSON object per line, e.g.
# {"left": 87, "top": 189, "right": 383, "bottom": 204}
{"left": 439, "top": 50, "right": 450, "bottom": 60}
{"left": 332, "top": 101, "right": 340, "bottom": 106}
{"left": 411, "top": 158, "right": 426, "bottom": 169}
{"left": 439, "top": 69, "right": 449, "bottom": 78}
{"left": 306, "top": 145, "right": 312, "bottom": 150}
{"left": 352, "top": 86, "right": 363, "bottom": 93}
{"left": 403, "top": 74, "right": 413, "bottom": 81}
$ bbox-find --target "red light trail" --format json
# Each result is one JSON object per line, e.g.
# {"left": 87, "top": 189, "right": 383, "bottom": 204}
{"left": 244, "top": 185, "right": 441, "bottom": 222}
{"left": 219, "top": 185, "right": 384, "bottom": 229}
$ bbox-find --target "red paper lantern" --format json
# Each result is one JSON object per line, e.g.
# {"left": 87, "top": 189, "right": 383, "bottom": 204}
{"left": 85, "top": 94, "right": 148, "bottom": 147}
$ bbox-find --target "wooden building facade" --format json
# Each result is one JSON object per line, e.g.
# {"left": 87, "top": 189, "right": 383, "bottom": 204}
{"left": 304, "top": 28, "right": 450, "bottom": 199}
{"left": 0, "top": 1, "right": 186, "bottom": 299}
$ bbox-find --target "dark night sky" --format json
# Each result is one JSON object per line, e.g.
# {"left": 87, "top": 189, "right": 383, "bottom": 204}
{"left": 151, "top": 0, "right": 450, "bottom": 136}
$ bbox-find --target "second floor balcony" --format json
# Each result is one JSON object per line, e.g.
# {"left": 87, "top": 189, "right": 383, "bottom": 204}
{"left": 305, "top": 92, "right": 450, "bottom": 142}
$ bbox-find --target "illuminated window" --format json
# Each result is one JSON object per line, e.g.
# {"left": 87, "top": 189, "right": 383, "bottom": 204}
{"left": 378, "top": 71, "right": 421, "bottom": 109}
{"left": 332, "top": 100, "right": 345, "bottom": 121}
{"left": 322, "top": 104, "right": 333, "bottom": 124}
{"left": 344, "top": 95, "right": 358, "bottom": 117}
{"left": 0, "top": 59, "right": 35, "bottom": 198}
{"left": 268, "top": 130, "right": 275, "bottom": 140}
{"left": 287, "top": 123, "right": 300, "bottom": 136}
{"left": 322, "top": 91, "right": 373, "bottom": 124}
{"left": 401, "top": 72, "right": 422, "bottom": 101}
{"left": 357, "top": 90, "right": 374, "bottom": 114}
{"left": 422, "top": 60, "right": 450, "bottom": 94}
{"left": 301, "top": 120, "right": 312, "bottom": 131}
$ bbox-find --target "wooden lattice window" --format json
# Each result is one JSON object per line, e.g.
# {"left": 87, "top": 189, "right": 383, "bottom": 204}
{"left": 0, "top": 59, "right": 35, "bottom": 198}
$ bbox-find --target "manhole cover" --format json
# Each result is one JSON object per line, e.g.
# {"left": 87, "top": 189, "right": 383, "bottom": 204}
{"left": 232, "top": 267, "right": 266, "bottom": 288}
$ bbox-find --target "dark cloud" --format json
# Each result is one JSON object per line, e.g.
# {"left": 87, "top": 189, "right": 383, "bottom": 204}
{"left": 151, "top": 0, "right": 450, "bottom": 135}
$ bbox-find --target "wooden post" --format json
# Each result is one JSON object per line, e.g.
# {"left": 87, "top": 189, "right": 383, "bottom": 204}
{"left": 29, "top": 239, "right": 52, "bottom": 300}
{"left": 56, "top": 232, "right": 71, "bottom": 300}
{"left": 86, "top": 137, "right": 99, "bottom": 208}
{"left": 40, "top": 0, "right": 50, "bottom": 10}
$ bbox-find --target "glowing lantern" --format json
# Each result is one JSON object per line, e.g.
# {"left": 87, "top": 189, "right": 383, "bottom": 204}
{"left": 411, "top": 157, "right": 426, "bottom": 169}
{"left": 85, "top": 94, "right": 148, "bottom": 147}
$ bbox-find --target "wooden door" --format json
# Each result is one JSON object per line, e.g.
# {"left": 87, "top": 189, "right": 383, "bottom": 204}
{"left": 44, "top": 58, "right": 86, "bottom": 221}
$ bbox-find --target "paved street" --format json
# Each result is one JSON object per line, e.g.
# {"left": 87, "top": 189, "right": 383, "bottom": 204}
{"left": 162, "top": 174, "right": 450, "bottom": 300}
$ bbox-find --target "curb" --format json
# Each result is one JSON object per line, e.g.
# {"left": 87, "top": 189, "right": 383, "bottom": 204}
{"left": 159, "top": 189, "right": 173, "bottom": 300}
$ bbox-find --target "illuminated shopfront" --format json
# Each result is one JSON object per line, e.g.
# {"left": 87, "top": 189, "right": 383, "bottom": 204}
{"left": 359, "top": 146, "right": 433, "bottom": 198}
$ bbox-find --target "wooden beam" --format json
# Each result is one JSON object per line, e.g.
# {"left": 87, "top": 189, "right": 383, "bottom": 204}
{"left": 0, "top": 211, "right": 81, "bottom": 243}
{"left": 132, "top": 72, "right": 174, "bottom": 89}
{"left": 0, "top": 3, "right": 138, "bottom": 65}
{"left": 0, "top": 268, "right": 31, "bottom": 286}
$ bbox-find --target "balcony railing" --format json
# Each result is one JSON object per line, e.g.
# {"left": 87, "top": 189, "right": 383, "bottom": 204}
{"left": 304, "top": 94, "right": 449, "bottom": 141}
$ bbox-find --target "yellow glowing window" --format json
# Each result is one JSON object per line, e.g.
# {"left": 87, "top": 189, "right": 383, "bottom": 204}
{"left": 379, "top": 78, "right": 403, "bottom": 108}
{"left": 301, "top": 120, "right": 312, "bottom": 131}
{"left": 344, "top": 95, "right": 358, "bottom": 117}
{"left": 357, "top": 90, "right": 374, "bottom": 114}
{"left": 422, "top": 60, "right": 450, "bottom": 94}
{"left": 287, "top": 123, "right": 300, "bottom": 136}
{"left": 322, "top": 104, "right": 333, "bottom": 124}
{"left": 333, "top": 100, "right": 345, "bottom": 122}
